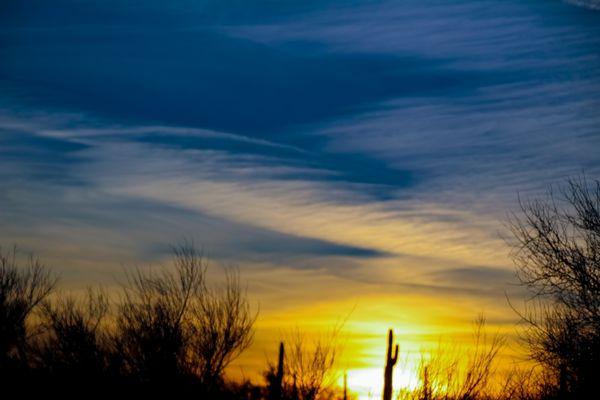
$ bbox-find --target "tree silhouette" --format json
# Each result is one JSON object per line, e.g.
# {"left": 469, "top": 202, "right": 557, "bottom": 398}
{"left": 113, "top": 244, "right": 255, "bottom": 393}
{"left": 37, "top": 288, "right": 109, "bottom": 379}
{"left": 114, "top": 244, "right": 205, "bottom": 382}
{"left": 0, "top": 247, "right": 56, "bottom": 370}
{"left": 509, "top": 176, "right": 600, "bottom": 397}
{"left": 188, "top": 268, "right": 256, "bottom": 390}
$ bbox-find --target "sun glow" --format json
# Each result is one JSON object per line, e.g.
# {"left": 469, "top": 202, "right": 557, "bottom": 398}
{"left": 344, "top": 367, "right": 421, "bottom": 400}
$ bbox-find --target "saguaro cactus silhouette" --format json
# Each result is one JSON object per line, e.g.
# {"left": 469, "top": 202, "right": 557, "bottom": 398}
{"left": 343, "top": 372, "right": 348, "bottom": 400}
{"left": 268, "top": 342, "right": 285, "bottom": 400}
{"left": 383, "top": 329, "right": 399, "bottom": 400}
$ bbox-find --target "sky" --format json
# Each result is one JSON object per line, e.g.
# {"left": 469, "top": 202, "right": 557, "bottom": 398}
{"left": 1, "top": 0, "right": 600, "bottom": 396}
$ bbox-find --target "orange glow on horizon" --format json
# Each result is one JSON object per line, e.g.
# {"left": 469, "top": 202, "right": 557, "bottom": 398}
{"left": 227, "top": 293, "right": 522, "bottom": 399}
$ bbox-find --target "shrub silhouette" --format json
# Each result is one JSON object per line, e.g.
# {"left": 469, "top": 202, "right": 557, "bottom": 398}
{"left": 264, "top": 327, "right": 342, "bottom": 400}
{"left": 115, "top": 245, "right": 203, "bottom": 382}
{"left": 393, "top": 317, "right": 504, "bottom": 400}
{"left": 113, "top": 244, "right": 256, "bottom": 393}
{"left": 283, "top": 327, "right": 341, "bottom": 400}
{"left": 0, "top": 247, "right": 56, "bottom": 370}
{"left": 36, "top": 288, "right": 109, "bottom": 382}
{"left": 0, "top": 243, "right": 259, "bottom": 397}
{"left": 188, "top": 268, "right": 256, "bottom": 389}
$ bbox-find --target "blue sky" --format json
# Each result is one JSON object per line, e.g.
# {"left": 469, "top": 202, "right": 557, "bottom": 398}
{"left": 1, "top": 0, "right": 599, "bottom": 283}
{"left": 1, "top": 0, "right": 600, "bottom": 382}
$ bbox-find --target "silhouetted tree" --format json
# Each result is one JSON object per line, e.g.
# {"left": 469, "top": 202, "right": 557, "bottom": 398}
{"left": 188, "top": 268, "right": 256, "bottom": 390}
{"left": 0, "top": 247, "right": 56, "bottom": 369}
{"left": 37, "top": 288, "right": 108, "bottom": 379}
{"left": 509, "top": 176, "right": 600, "bottom": 397}
{"left": 114, "top": 244, "right": 255, "bottom": 393}
{"left": 0, "top": 243, "right": 258, "bottom": 397}
{"left": 114, "top": 244, "right": 205, "bottom": 382}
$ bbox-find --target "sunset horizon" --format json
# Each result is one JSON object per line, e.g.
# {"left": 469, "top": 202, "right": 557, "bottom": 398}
{"left": 1, "top": 1, "right": 599, "bottom": 399}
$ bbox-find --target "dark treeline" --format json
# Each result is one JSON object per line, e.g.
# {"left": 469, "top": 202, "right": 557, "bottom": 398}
{"left": 0, "top": 243, "right": 345, "bottom": 399}
{"left": 0, "top": 244, "right": 259, "bottom": 398}
{"left": 1, "top": 177, "right": 599, "bottom": 400}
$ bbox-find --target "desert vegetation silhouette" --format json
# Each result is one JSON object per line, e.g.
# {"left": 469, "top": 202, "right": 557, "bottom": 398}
{"left": 1, "top": 176, "right": 599, "bottom": 399}
{"left": 506, "top": 176, "right": 600, "bottom": 399}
